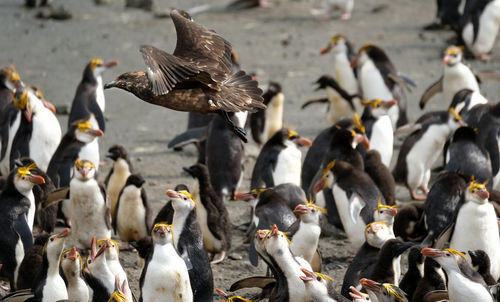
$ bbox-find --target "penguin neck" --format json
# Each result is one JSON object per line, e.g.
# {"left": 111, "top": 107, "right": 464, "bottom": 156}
{"left": 45, "top": 247, "right": 63, "bottom": 277}
{"left": 91, "top": 257, "right": 114, "bottom": 293}
{"left": 113, "top": 158, "right": 131, "bottom": 175}
{"left": 153, "top": 242, "right": 178, "bottom": 264}
{"left": 193, "top": 170, "right": 216, "bottom": 207}
{"left": 172, "top": 209, "right": 195, "bottom": 248}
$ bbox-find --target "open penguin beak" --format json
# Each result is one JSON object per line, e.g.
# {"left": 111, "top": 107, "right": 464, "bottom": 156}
{"left": 360, "top": 278, "right": 382, "bottom": 294}
{"left": 27, "top": 174, "right": 45, "bottom": 185}
{"left": 349, "top": 286, "right": 368, "bottom": 300}
{"left": 294, "top": 204, "right": 312, "bottom": 216}
{"left": 215, "top": 288, "right": 229, "bottom": 299}
{"left": 166, "top": 189, "right": 180, "bottom": 199}
{"left": 299, "top": 268, "right": 315, "bottom": 282}
{"left": 313, "top": 178, "right": 326, "bottom": 194}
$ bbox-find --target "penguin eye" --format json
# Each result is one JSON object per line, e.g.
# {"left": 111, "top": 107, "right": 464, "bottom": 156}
{"left": 316, "top": 276, "right": 321, "bottom": 281}
{"left": 50, "top": 237, "right": 55, "bottom": 242}
{"left": 379, "top": 210, "right": 383, "bottom": 214}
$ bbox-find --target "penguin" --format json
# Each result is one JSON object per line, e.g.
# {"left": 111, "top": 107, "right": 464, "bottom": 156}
{"left": 468, "top": 249, "right": 498, "bottom": 285}
{"left": 449, "top": 179, "right": 500, "bottom": 280}
{"left": 421, "top": 248, "right": 494, "bottom": 302}
{"left": 424, "top": 0, "right": 461, "bottom": 30}
{"left": 251, "top": 128, "right": 312, "bottom": 189}
{"left": 67, "top": 159, "right": 111, "bottom": 250}
{"left": 340, "top": 221, "right": 395, "bottom": 298}
{"left": 0, "top": 162, "right": 45, "bottom": 288}
{"left": 449, "top": 88, "right": 488, "bottom": 119}
{"left": 393, "top": 203, "right": 426, "bottom": 242}
{"left": 9, "top": 86, "right": 62, "bottom": 172}
{"left": 420, "top": 45, "right": 481, "bottom": 109}
{"left": 67, "top": 58, "right": 118, "bottom": 130}
{"left": 273, "top": 183, "right": 308, "bottom": 210}
{"left": 364, "top": 150, "right": 395, "bottom": 204}
{"left": 60, "top": 246, "right": 89, "bottom": 302}
{"left": 399, "top": 246, "right": 424, "bottom": 300}
{"left": 311, "top": 0, "right": 354, "bottom": 20}
{"left": 412, "top": 256, "right": 447, "bottom": 302}
{"left": 82, "top": 236, "right": 115, "bottom": 301}
{"left": 0, "top": 95, "right": 26, "bottom": 176}
{"left": 299, "top": 268, "right": 350, "bottom": 302}
{"left": 314, "top": 160, "right": 386, "bottom": 248}
{"left": 165, "top": 189, "right": 214, "bottom": 302}
{"left": 351, "top": 44, "right": 411, "bottom": 129}
{"left": 183, "top": 163, "right": 232, "bottom": 264}
{"left": 460, "top": 0, "right": 500, "bottom": 60}
{"left": 105, "top": 144, "right": 134, "bottom": 217}
{"left": 249, "top": 82, "right": 284, "bottom": 145}
{"left": 31, "top": 228, "right": 70, "bottom": 302}
{"left": 96, "top": 239, "right": 133, "bottom": 301}
{"left": 16, "top": 233, "right": 50, "bottom": 290}
{"left": 359, "top": 278, "right": 408, "bottom": 302}
{"left": 369, "top": 239, "right": 414, "bottom": 286}
{"left": 206, "top": 112, "right": 244, "bottom": 202}
{"left": 139, "top": 222, "right": 193, "bottom": 302}
{"left": 372, "top": 199, "right": 398, "bottom": 235}
{"left": 0, "top": 65, "right": 21, "bottom": 113}
{"left": 113, "top": 174, "right": 152, "bottom": 248}
{"left": 349, "top": 286, "right": 371, "bottom": 302}
{"left": 392, "top": 109, "right": 464, "bottom": 200}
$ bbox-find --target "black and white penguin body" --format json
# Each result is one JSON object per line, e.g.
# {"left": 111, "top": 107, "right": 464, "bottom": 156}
{"left": 0, "top": 164, "right": 44, "bottom": 288}
{"left": 140, "top": 223, "right": 193, "bottom": 302}
{"left": 60, "top": 246, "right": 89, "bottom": 302}
{"left": 97, "top": 239, "right": 133, "bottom": 301}
{"left": 206, "top": 113, "right": 244, "bottom": 202}
{"left": 392, "top": 109, "right": 463, "bottom": 200}
{"left": 31, "top": 228, "right": 69, "bottom": 302}
{"left": 399, "top": 246, "right": 424, "bottom": 299}
{"left": 420, "top": 46, "right": 481, "bottom": 109}
{"left": 184, "top": 163, "right": 232, "bottom": 264}
{"left": 166, "top": 189, "right": 214, "bottom": 302}
{"left": 360, "top": 278, "right": 408, "bottom": 302}
{"left": 251, "top": 128, "right": 311, "bottom": 189}
{"left": 67, "top": 159, "right": 111, "bottom": 250}
{"left": 0, "top": 65, "right": 21, "bottom": 111}
{"left": 83, "top": 236, "right": 115, "bottom": 301}
{"left": 449, "top": 180, "right": 500, "bottom": 280}
{"left": 369, "top": 239, "right": 413, "bottom": 286}
{"left": 16, "top": 233, "right": 50, "bottom": 290}
{"left": 9, "top": 86, "right": 61, "bottom": 173}
{"left": 314, "top": 160, "right": 386, "bottom": 248}
{"left": 250, "top": 82, "right": 284, "bottom": 145}
{"left": 300, "top": 268, "right": 349, "bottom": 302}
{"left": 461, "top": 0, "right": 500, "bottom": 60}
{"left": 449, "top": 88, "right": 488, "bottom": 120}
{"left": 422, "top": 248, "right": 494, "bottom": 302}
{"left": 105, "top": 144, "right": 134, "bottom": 218}
{"left": 412, "top": 256, "right": 447, "bottom": 302}
{"left": 113, "top": 174, "right": 151, "bottom": 244}
{"left": 469, "top": 249, "right": 498, "bottom": 285}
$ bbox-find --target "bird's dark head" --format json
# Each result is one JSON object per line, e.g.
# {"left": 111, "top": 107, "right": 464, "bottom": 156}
{"left": 171, "top": 9, "right": 193, "bottom": 21}
{"left": 183, "top": 163, "right": 208, "bottom": 179}
{"left": 104, "top": 71, "right": 150, "bottom": 94}
{"left": 106, "top": 144, "right": 128, "bottom": 161}
{"left": 125, "top": 174, "right": 145, "bottom": 188}
{"left": 314, "top": 75, "right": 333, "bottom": 90}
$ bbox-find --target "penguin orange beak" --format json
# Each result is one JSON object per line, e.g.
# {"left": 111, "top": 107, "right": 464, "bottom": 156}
{"left": 87, "top": 129, "right": 104, "bottom": 137}
{"left": 383, "top": 99, "right": 398, "bottom": 108}
{"left": 103, "top": 60, "right": 119, "bottom": 68}
{"left": 349, "top": 286, "right": 368, "bottom": 300}
{"left": 320, "top": 44, "right": 332, "bottom": 55}
{"left": 299, "top": 268, "right": 315, "bottom": 282}
{"left": 90, "top": 236, "right": 97, "bottom": 261}
{"left": 313, "top": 178, "right": 326, "bottom": 194}
{"left": 386, "top": 207, "right": 398, "bottom": 216}
{"left": 270, "top": 224, "right": 280, "bottom": 238}
{"left": 294, "top": 204, "right": 312, "bottom": 216}
{"left": 443, "top": 55, "right": 452, "bottom": 65}
{"left": 476, "top": 189, "right": 489, "bottom": 200}
{"left": 95, "top": 242, "right": 107, "bottom": 259}
{"left": 215, "top": 288, "right": 229, "bottom": 299}
{"left": 24, "top": 108, "right": 33, "bottom": 123}
{"left": 42, "top": 100, "right": 57, "bottom": 114}
{"left": 166, "top": 189, "right": 180, "bottom": 199}
{"left": 294, "top": 137, "right": 312, "bottom": 147}
{"left": 354, "top": 133, "right": 370, "bottom": 150}
{"left": 360, "top": 278, "right": 382, "bottom": 294}
{"left": 421, "top": 248, "right": 443, "bottom": 258}
{"left": 28, "top": 174, "right": 45, "bottom": 185}
{"left": 234, "top": 192, "right": 255, "bottom": 201}
{"left": 67, "top": 246, "right": 78, "bottom": 261}
{"left": 56, "top": 228, "right": 70, "bottom": 239}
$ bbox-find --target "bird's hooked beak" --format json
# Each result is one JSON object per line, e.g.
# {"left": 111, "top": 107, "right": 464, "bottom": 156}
{"left": 27, "top": 174, "right": 45, "bottom": 185}
{"left": 294, "top": 204, "right": 312, "bottom": 216}
{"left": 104, "top": 80, "right": 117, "bottom": 89}
{"left": 383, "top": 99, "right": 398, "bottom": 108}
{"left": 87, "top": 129, "right": 104, "bottom": 137}
{"left": 360, "top": 278, "right": 382, "bottom": 294}
{"left": 299, "top": 268, "right": 315, "bottom": 282}
{"left": 24, "top": 107, "right": 33, "bottom": 123}
{"left": 166, "top": 189, "right": 180, "bottom": 199}
{"left": 354, "top": 133, "right": 370, "bottom": 150}
{"left": 320, "top": 44, "right": 332, "bottom": 55}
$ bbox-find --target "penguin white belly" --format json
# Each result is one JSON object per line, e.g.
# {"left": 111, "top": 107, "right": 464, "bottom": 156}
{"left": 26, "top": 191, "right": 35, "bottom": 231}
{"left": 290, "top": 223, "right": 321, "bottom": 263}
{"left": 142, "top": 244, "right": 193, "bottom": 302}
{"left": 463, "top": 1, "right": 500, "bottom": 55}
{"left": 264, "top": 93, "right": 284, "bottom": 141}
{"left": 332, "top": 185, "right": 366, "bottom": 248}
{"left": 273, "top": 142, "right": 302, "bottom": 187}
{"left": 108, "top": 159, "right": 131, "bottom": 216}
{"left": 467, "top": 92, "right": 488, "bottom": 110}
{"left": 450, "top": 202, "right": 500, "bottom": 280}
{"left": 30, "top": 109, "right": 61, "bottom": 172}
{"left": 196, "top": 200, "right": 222, "bottom": 253}
{"left": 393, "top": 256, "right": 401, "bottom": 286}
{"left": 359, "top": 62, "right": 393, "bottom": 101}
{"left": 78, "top": 140, "right": 100, "bottom": 171}
{"left": 96, "top": 76, "right": 105, "bottom": 112}
{"left": 447, "top": 272, "right": 493, "bottom": 302}
{"left": 67, "top": 280, "right": 89, "bottom": 302}
{"left": 42, "top": 275, "right": 68, "bottom": 301}
{"left": 69, "top": 179, "right": 111, "bottom": 249}
{"left": 443, "top": 65, "right": 480, "bottom": 104}
{"left": 116, "top": 186, "right": 148, "bottom": 242}
{"left": 369, "top": 115, "right": 393, "bottom": 167}
{"left": 0, "top": 112, "right": 21, "bottom": 175}
{"left": 325, "top": 87, "right": 353, "bottom": 125}
{"left": 334, "top": 55, "right": 358, "bottom": 95}
{"left": 13, "top": 237, "right": 24, "bottom": 284}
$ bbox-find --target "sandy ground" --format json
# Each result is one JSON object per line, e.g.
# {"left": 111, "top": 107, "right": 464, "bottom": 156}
{"left": 1, "top": 0, "right": 500, "bottom": 299}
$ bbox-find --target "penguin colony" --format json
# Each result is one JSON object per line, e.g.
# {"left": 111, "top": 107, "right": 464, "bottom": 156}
{"left": 1, "top": 1, "right": 500, "bottom": 301}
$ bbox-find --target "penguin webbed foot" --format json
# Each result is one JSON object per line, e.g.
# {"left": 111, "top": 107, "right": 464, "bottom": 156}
{"left": 410, "top": 189, "right": 427, "bottom": 201}
{"left": 210, "top": 251, "right": 226, "bottom": 264}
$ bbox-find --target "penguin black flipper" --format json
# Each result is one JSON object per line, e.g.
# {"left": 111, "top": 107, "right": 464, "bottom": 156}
{"left": 486, "top": 129, "right": 500, "bottom": 176}
{"left": 419, "top": 77, "right": 443, "bottom": 109}
{"left": 142, "top": 188, "right": 152, "bottom": 232}
{"left": 9, "top": 115, "right": 32, "bottom": 171}
{"left": 100, "top": 183, "right": 111, "bottom": 230}
{"left": 168, "top": 126, "right": 207, "bottom": 149}
{"left": 229, "top": 276, "right": 276, "bottom": 291}
{"left": 250, "top": 158, "right": 275, "bottom": 189}
{"left": 13, "top": 216, "right": 33, "bottom": 251}
{"left": 301, "top": 98, "right": 329, "bottom": 109}
{"left": 88, "top": 98, "right": 105, "bottom": 132}
{"left": 433, "top": 222, "right": 455, "bottom": 249}
{"left": 324, "top": 188, "right": 343, "bottom": 229}
{"left": 41, "top": 187, "right": 70, "bottom": 208}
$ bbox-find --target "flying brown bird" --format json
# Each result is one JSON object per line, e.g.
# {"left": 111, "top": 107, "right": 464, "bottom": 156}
{"left": 104, "top": 9, "right": 264, "bottom": 142}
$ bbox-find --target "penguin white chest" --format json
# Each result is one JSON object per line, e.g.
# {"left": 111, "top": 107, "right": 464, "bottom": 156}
{"left": 196, "top": 200, "right": 222, "bottom": 253}
{"left": 107, "top": 159, "right": 131, "bottom": 215}
{"left": 332, "top": 185, "right": 366, "bottom": 248}
{"left": 96, "top": 76, "right": 105, "bottom": 112}
{"left": 325, "top": 86, "right": 354, "bottom": 125}
{"left": 78, "top": 140, "right": 100, "bottom": 171}
{"left": 447, "top": 272, "right": 493, "bottom": 302}
{"left": 42, "top": 275, "right": 68, "bottom": 301}
{"left": 0, "top": 112, "right": 21, "bottom": 175}
{"left": 290, "top": 223, "right": 321, "bottom": 263}
{"left": 360, "top": 61, "right": 393, "bottom": 101}
{"left": 264, "top": 93, "right": 284, "bottom": 141}
{"left": 273, "top": 141, "right": 302, "bottom": 187}
{"left": 334, "top": 53, "right": 358, "bottom": 95}
{"left": 30, "top": 109, "right": 62, "bottom": 172}
{"left": 369, "top": 115, "right": 393, "bottom": 167}
{"left": 116, "top": 186, "right": 147, "bottom": 242}
{"left": 463, "top": 0, "right": 500, "bottom": 55}
{"left": 443, "top": 64, "right": 480, "bottom": 103}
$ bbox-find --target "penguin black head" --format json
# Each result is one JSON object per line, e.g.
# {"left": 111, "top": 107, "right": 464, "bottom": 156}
{"left": 468, "top": 250, "right": 491, "bottom": 272}
{"left": 332, "top": 128, "right": 370, "bottom": 150}
{"left": 106, "top": 145, "right": 129, "bottom": 161}
{"left": 174, "top": 184, "right": 189, "bottom": 192}
{"left": 451, "top": 126, "right": 476, "bottom": 143}
{"left": 125, "top": 174, "right": 145, "bottom": 188}
{"left": 353, "top": 44, "right": 391, "bottom": 67}
{"left": 183, "top": 163, "right": 208, "bottom": 179}
{"left": 83, "top": 58, "right": 118, "bottom": 83}
{"left": 314, "top": 75, "right": 336, "bottom": 90}
{"left": 262, "top": 81, "right": 282, "bottom": 105}
{"left": 73, "top": 158, "right": 96, "bottom": 180}
{"left": 268, "top": 128, "right": 312, "bottom": 147}
{"left": 443, "top": 45, "right": 463, "bottom": 66}
{"left": 72, "top": 117, "right": 104, "bottom": 143}
{"left": 449, "top": 89, "right": 473, "bottom": 114}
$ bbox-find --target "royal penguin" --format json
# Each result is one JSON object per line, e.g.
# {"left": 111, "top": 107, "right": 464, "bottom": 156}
{"left": 364, "top": 150, "right": 395, "bottom": 204}
{"left": 60, "top": 246, "right": 89, "bottom": 302}
{"left": 183, "top": 163, "right": 232, "bottom": 264}
{"left": 249, "top": 82, "right": 284, "bottom": 145}
{"left": 420, "top": 45, "right": 481, "bottom": 109}
{"left": 67, "top": 159, "right": 111, "bottom": 250}
{"left": 449, "top": 88, "right": 488, "bottom": 119}
{"left": 105, "top": 144, "right": 134, "bottom": 217}
{"left": 392, "top": 109, "right": 464, "bottom": 200}
{"left": 31, "top": 228, "right": 70, "bottom": 302}
{"left": 460, "top": 0, "right": 500, "bottom": 60}
{"left": 422, "top": 248, "right": 494, "bottom": 302}
{"left": 251, "top": 128, "right": 312, "bottom": 189}
{"left": 206, "top": 112, "right": 244, "bottom": 202}
{"left": 299, "top": 268, "right": 350, "bottom": 302}
{"left": 140, "top": 222, "right": 192, "bottom": 302}
{"left": 113, "top": 174, "right": 152, "bottom": 249}
{"left": 399, "top": 246, "right": 424, "bottom": 299}
{"left": 16, "top": 233, "right": 50, "bottom": 290}
{"left": 372, "top": 200, "right": 397, "bottom": 236}
{"left": 340, "top": 221, "right": 395, "bottom": 298}
{"left": 469, "top": 249, "right": 498, "bottom": 285}
{"left": 449, "top": 179, "right": 500, "bottom": 280}
{"left": 0, "top": 163, "right": 45, "bottom": 288}
{"left": 165, "top": 189, "right": 214, "bottom": 302}
{"left": 352, "top": 44, "right": 411, "bottom": 129}
{"left": 9, "top": 86, "right": 61, "bottom": 172}
{"left": 82, "top": 236, "right": 115, "bottom": 301}
{"left": 313, "top": 160, "right": 386, "bottom": 248}
{"left": 359, "top": 278, "right": 408, "bottom": 302}
{"left": 412, "top": 256, "right": 447, "bottom": 302}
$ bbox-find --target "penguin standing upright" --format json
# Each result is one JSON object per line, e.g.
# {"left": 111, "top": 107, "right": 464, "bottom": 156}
{"left": 105, "top": 145, "right": 134, "bottom": 217}
{"left": 399, "top": 247, "right": 424, "bottom": 299}
{"left": 412, "top": 256, "right": 447, "bottom": 302}
{"left": 184, "top": 163, "right": 232, "bottom": 264}
{"left": 251, "top": 128, "right": 312, "bottom": 189}
{"left": 60, "top": 246, "right": 89, "bottom": 302}
{"left": 364, "top": 149, "right": 395, "bottom": 203}
{"left": 469, "top": 249, "right": 498, "bottom": 285}
{"left": 0, "top": 163, "right": 45, "bottom": 288}
{"left": 140, "top": 223, "right": 193, "bottom": 302}
{"left": 368, "top": 239, "right": 414, "bottom": 286}
{"left": 82, "top": 237, "right": 115, "bottom": 301}
{"left": 97, "top": 239, "right": 133, "bottom": 301}
{"left": 250, "top": 82, "right": 284, "bottom": 145}
{"left": 460, "top": 0, "right": 500, "bottom": 60}
{"left": 113, "top": 174, "right": 151, "bottom": 247}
